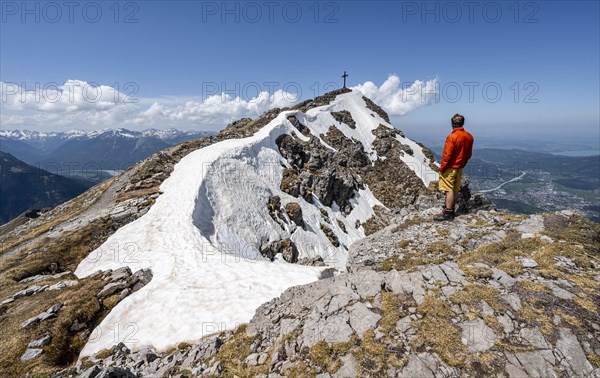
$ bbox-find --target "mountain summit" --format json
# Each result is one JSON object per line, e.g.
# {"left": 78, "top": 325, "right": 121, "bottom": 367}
{"left": 73, "top": 88, "right": 439, "bottom": 355}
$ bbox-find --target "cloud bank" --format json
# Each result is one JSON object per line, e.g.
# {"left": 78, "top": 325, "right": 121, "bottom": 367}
{"left": 352, "top": 75, "right": 439, "bottom": 116}
{"left": 1, "top": 76, "right": 437, "bottom": 131}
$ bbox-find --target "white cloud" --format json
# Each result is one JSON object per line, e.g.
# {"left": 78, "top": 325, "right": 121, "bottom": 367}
{"left": 1, "top": 76, "right": 437, "bottom": 132}
{"left": 352, "top": 74, "right": 439, "bottom": 115}
{"left": 1, "top": 80, "right": 129, "bottom": 113}
{"left": 137, "top": 90, "right": 296, "bottom": 124}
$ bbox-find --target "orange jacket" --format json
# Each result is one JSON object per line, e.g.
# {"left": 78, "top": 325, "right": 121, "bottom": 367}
{"left": 440, "top": 127, "right": 474, "bottom": 173}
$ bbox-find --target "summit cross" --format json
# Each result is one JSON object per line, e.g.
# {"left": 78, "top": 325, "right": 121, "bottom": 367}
{"left": 342, "top": 71, "right": 348, "bottom": 88}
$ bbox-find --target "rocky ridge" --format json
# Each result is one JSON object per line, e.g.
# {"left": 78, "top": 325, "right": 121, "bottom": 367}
{"left": 0, "top": 88, "right": 436, "bottom": 375}
{"left": 58, "top": 209, "right": 600, "bottom": 378}
{"left": 1, "top": 88, "right": 597, "bottom": 377}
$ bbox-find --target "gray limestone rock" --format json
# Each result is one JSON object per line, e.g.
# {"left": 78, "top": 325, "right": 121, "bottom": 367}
{"left": 348, "top": 302, "right": 382, "bottom": 336}
{"left": 20, "top": 348, "right": 43, "bottom": 362}
{"left": 28, "top": 334, "right": 51, "bottom": 348}
{"left": 555, "top": 328, "right": 594, "bottom": 376}
{"left": 461, "top": 318, "right": 497, "bottom": 353}
{"left": 332, "top": 354, "right": 358, "bottom": 378}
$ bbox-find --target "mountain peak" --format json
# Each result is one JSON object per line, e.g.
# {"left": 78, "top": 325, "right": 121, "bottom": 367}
{"left": 68, "top": 88, "right": 439, "bottom": 355}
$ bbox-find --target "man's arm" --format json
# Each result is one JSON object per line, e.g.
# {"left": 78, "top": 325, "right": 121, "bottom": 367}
{"left": 467, "top": 137, "right": 475, "bottom": 161}
{"left": 464, "top": 135, "right": 474, "bottom": 165}
{"left": 439, "top": 135, "right": 454, "bottom": 173}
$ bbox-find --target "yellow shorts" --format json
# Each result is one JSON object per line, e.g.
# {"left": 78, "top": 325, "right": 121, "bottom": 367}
{"left": 438, "top": 168, "right": 462, "bottom": 192}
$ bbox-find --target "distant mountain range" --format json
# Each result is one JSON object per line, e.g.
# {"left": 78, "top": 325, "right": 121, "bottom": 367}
{"left": 0, "top": 128, "right": 214, "bottom": 178}
{"left": 0, "top": 151, "right": 92, "bottom": 224}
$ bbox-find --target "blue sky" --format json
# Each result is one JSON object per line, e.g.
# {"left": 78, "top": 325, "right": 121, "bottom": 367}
{"left": 1, "top": 1, "right": 598, "bottom": 146}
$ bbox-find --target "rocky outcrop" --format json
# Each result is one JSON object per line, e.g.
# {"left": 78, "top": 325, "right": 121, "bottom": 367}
{"left": 277, "top": 113, "right": 435, "bottom": 219}
{"left": 286, "top": 115, "right": 311, "bottom": 136}
{"left": 284, "top": 202, "right": 303, "bottom": 227}
{"left": 276, "top": 133, "right": 363, "bottom": 214}
{"left": 64, "top": 210, "right": 600, "bottom": 377}
{"left": 259, "top": 238, "right": 299, "bottom": 263}
{"left": 455, "top": 176, "right": 496, "bottom": 215}
{"left": 362, "top": 95, "right": 391, "bottom": 123}
{"left": 291, "top": 87, "right": 353, "bottom": 113}
{"left": 331, "top": 110, "right": 357, "bottom": 129}
{"left": 0, "top": 264, "right": 153, "bottom": 375}
{"left": 362, "top": 125, "right": 429, "bottom": 209}
{"left": 320, "top": 126, "right": 370, "bottom": 168}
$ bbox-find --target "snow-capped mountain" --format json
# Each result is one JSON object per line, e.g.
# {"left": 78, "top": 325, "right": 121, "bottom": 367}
{"left": 73, "top": 89, "right": 438, "bottom": 355}
{"left": 0, "top": 127, "right": 214, "bottom": 173}
{"left": 0, "top": 127, "right": 212, "bottom": 147}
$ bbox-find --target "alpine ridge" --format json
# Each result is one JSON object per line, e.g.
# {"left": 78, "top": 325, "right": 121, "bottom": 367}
{"left": 1, "top": 89, "right": 598, "bottom": 378}
{"left": 73, "top": 88, "right": 439, "bottom": 356}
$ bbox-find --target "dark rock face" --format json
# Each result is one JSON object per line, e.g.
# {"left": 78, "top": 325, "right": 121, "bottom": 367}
{"left": 285, "top": 202, "right": 303, "bottom": 227}
{"left": 276, "top": 135, "right": 310, "bottom": 169}
{"left": 362, "top": 95, "right": 391, "bottom": 123}
{"left": 224, "top": 117, "right": 252, "bottom": 130}
{"left": 259, "top": 238, "right": 299, "bottom": 263}
{"left": 456, "top": 176, "right": 496, "bottom": 215}
{"left": 417, "top": 141, "right": 439, "bottom": 173}
{"left": 312, "top": 170, "right": 360, "bottom": 214}
{"left": 320, "top": 126, "right": 370, "bottom": 168}
{"left": 291, "top": 87, "right": 352, "bottom": 113}
{"left": 320, "top": 223, "right": 340, "bottom": 247}
{"left": 331, "top": 110, "right": 357, "bottom": 129}
{"left": 372, "top": 123, "right": 405, "bottom": 139}
{"left": 286, "top": 115, "right": 310, "bottom": 136}
{"left": 371, "top": 124, "right": 412, "bottom": 157}
{"left": 277, "top": 116, "right": 434, "bottom": 222}
{"left": 362, "top": 126, "right": 428, "bottom": 209}
{"left": 276, "top": 133, "right": 363, "bottom": 215}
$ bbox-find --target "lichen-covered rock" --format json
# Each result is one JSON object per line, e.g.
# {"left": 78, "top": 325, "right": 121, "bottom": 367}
{"left": 259, "top": 238, "right": 299, "bottom": 263}
{"left": 284, "top": 202, "right": 303, "bottom": 227}
{"left": 362, "top": 95, "right": 391, "bottom": 123}
{"left": 331, "top": 110, "right": 357, "bottom": 129}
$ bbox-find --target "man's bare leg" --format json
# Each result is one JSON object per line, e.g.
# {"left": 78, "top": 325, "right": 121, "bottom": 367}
{"left": 446, "top": 190, "right": 456, "bottom": 210}
{"left": 434, "top": 191, "right": 457, "bottom": 221}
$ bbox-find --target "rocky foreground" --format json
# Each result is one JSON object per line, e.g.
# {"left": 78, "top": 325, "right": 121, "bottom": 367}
{"left": 57, "top": 208, "right": 600, "bottom": 378}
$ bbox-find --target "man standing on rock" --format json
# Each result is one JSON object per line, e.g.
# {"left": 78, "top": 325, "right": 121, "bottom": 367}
{"left": 434, "top": 114, "right": 474, "bottom": 221}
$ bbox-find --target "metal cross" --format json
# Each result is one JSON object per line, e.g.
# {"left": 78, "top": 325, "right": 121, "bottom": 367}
{"left": 342, "top": 71, "right": 348, "bottom": 88}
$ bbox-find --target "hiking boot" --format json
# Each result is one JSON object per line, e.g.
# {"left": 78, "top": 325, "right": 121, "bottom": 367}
{"left": 433, "top": 208, "right": 455, "bottom": 221}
